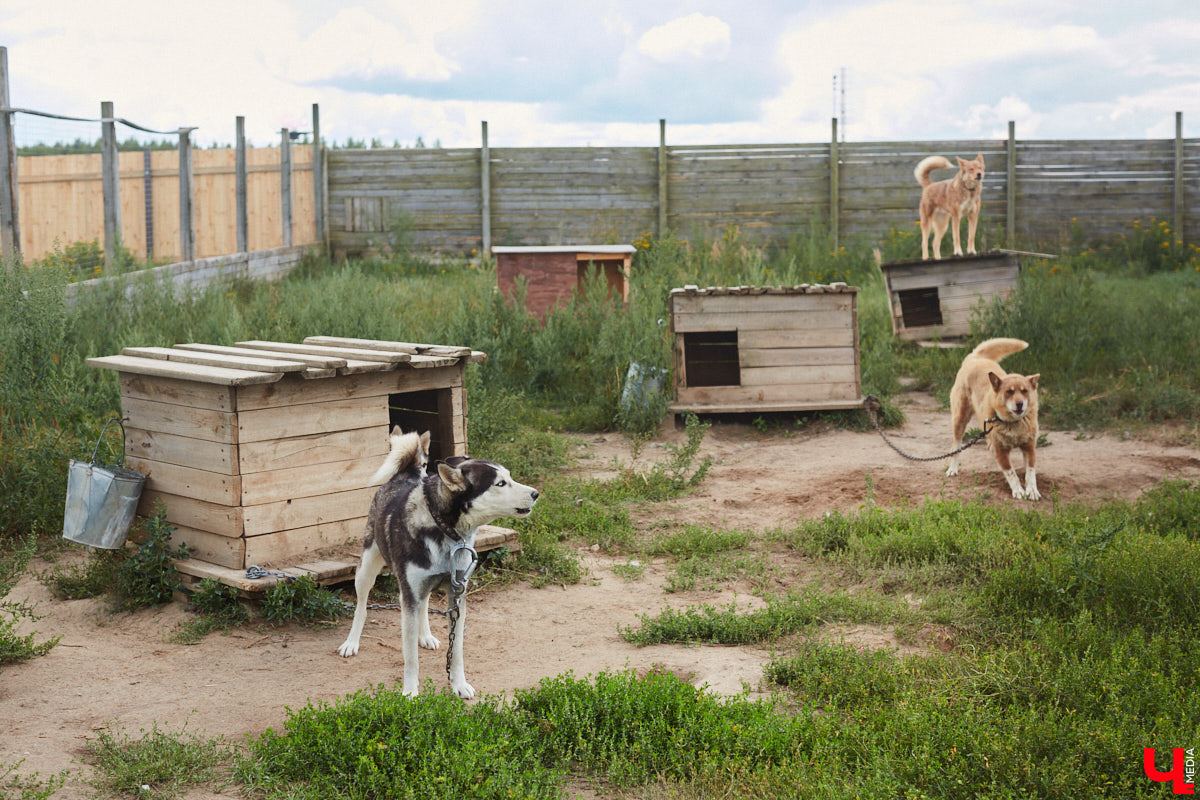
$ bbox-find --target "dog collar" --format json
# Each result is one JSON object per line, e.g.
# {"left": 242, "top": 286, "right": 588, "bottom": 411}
{"left": 423, "top": 480, "right": 463, "bottom": 541}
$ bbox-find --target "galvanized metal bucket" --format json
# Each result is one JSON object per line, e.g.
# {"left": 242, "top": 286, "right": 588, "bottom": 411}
{"left": 62, "top": 418, "right": 146, "bottom": 549}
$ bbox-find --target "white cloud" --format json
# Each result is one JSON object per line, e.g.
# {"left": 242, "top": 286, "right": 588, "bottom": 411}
{"left": 961, "top": 95, "right": 1044, "bottom": 138}
{"left": 279, "top": 7, "right": 459, "bottom": 83}
{"left": 763, "top": 0, "right": 1100, "bottom": 138}
{"left": 636, "top": 13, "right": 731, "bottom": 63}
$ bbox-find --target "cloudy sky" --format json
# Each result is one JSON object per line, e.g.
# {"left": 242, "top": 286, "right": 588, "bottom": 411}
{"left": 2, "top": 0, "right": 1198, "bottom": 149}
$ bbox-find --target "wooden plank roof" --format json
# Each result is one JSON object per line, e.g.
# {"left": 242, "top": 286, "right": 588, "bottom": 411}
{"left": 668, "top": 281, "right": 859, "bottom": 297}
{"left": 87, "top": 337, "right": 484, "bottom": 385}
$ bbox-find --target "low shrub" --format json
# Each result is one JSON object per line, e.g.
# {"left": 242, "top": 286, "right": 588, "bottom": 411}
{"left": 110, "top": 504, "right": 190, "bottom": 612}
{"left": 260, "top": 575, "right": 348, "bottom": 626}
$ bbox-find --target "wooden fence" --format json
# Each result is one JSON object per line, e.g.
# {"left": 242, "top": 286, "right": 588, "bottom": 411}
{"left": 328, "top": 122, "right": 1199, "bottom": 258}
{"left": 17, "top": 145, "right": 316, "bottom": 262}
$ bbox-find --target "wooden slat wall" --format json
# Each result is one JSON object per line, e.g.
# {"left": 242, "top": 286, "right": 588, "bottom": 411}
{"left": 667, "top": 143, "right": 830, "bottom": 242}
{"left": 327, "top": 137, "right": 1200, "bottom": 257}
{"left": 492, "top": 147, "right": 658, "bottom": 245}
{"left": 1013, "top": 140, "right": 1176, "bottom": 243}
{"left": 327, "top": 147, "right": 481, "bottom": 254}
{"left": 17, "top": 145, "right": 316, "bottom": 262}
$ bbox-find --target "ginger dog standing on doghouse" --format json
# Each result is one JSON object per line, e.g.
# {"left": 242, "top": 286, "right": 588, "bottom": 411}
{"left": 945, "top": 337, "right": 1042, "bottom": 501}
{"left": 915, "top": 154, "right": 985, "bottom": 260}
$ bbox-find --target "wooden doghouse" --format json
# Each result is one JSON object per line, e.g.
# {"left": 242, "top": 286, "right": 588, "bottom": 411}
{"left": 86, "top": 337, "right": 518, "bottom": 591}
{"left": 880, "top": 251, "right": 1020, "bottom": 341}
{"left": 669, "top": 284, "right": 863, "bottom": 414}
{"left": 493, "top": 245, "right": 634, "bottom": 318}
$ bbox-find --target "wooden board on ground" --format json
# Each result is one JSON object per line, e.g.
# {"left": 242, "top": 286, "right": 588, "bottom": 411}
{"left": 173, "top": 525, "right": 521, "bottom": 592}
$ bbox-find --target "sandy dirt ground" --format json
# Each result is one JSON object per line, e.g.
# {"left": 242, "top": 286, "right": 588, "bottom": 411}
{"left": 4, "top": 393, "right": 1199, "bottom": 797}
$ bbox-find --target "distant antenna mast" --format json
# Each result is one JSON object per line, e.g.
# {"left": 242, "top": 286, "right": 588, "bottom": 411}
{"left": 839, "top": 67, "right": 846, "bottom": 142}
{"left": 832, "top": 71, "right": 838, "bottom": 122}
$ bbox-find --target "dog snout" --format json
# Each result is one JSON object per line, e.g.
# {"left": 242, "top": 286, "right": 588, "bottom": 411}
{"left": 530, "top": 489, "right": 539, "bottom": 502}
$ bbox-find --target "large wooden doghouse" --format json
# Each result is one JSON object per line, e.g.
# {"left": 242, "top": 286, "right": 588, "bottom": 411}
{"left": 669, "top": 284, "right": 863, "bottom": 415}
{"left": 86, "top": 337, "right": 517, "bottom": 590}
{"left": 493, "top": 245, "right": 634, "bottom": 318}
{"left": 880, "top": 251, "right": 1020, "bottom": 341}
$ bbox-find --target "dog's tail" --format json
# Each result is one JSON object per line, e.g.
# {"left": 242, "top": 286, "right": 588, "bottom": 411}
{"left": 369, "top": 427, "right": 425, "bottom": 485}
{"left": 915, "top": 155, "right": 952, "bottom": 186}
{"left": 970, "top": 337, "right": 1028, "bottom": 362}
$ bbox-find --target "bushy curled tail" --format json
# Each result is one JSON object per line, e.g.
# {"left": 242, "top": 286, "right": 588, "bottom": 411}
{"left": 369, "top": 427, "right": 431, "bottom": 485}
{"left": 971, "top": 337, "right": 1028, "bottom": 362}
{"left": 915, "top": 155, "right": 952, "bottom": 186}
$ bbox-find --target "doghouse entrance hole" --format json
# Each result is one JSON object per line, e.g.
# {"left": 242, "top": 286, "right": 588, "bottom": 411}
{"left": 683, "top": 331, "right": 740, "bottom": 387}
{"left": 898, "top": 287, "right": 943, "bottom": 327}
{"left": 577, "top": 259, "right": 626, "bottom": 301}
{"left": 389, "top": 389, "right": 452, "bottom": 462}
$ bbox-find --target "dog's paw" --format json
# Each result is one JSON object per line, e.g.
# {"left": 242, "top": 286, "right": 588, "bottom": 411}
{"left": 336, "top": 640, "right": 360, "bottom": 658}
{"left": 452, "top": 680, "right": 476, "bottom": 700}
{"left": 1025, "top": 486, "right": 1042, "bottom": 501}
{"left": 1010, "top": 487, "right": 1026, "bottom": 500}
{"left": 945, "top": 464, "right": 959, "bottom": 477}
{"left": 419, "top": 633, "right": 440, "bottom": 650}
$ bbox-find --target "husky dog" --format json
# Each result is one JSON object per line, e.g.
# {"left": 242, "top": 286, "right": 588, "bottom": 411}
{"left": 337, "top": 428, "right": 539, "bottom": 699}
{"left": 946, "top": 338, "right": 1042, "bottom": 501}
{"left": 915, "top": 154, "right": 985, "bottom": 260}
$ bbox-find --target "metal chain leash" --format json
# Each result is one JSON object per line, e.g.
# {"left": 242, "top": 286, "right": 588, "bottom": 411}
{"left": 443, "top": 543, "right": 478, "bottom": 682}
{"left": 862, "top": 395, "right": 998, "bottom": 463}
{"left": 245, "top": 565, "right": 297, "bottom": 581}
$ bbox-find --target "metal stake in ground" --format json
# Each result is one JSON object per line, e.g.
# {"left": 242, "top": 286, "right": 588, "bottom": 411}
{"left": 862, "top": 395, "right": 998, "bottom": 463}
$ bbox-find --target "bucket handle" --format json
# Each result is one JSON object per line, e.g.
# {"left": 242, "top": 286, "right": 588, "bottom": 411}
{"left": 89, "top": 417, "right": 128, "bottom": 467}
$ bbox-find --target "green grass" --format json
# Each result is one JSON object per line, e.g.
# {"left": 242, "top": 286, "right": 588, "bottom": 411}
{"left": 0, "top": 759, "right": 67, "bottom": 800}
{"left": 85, "top": 723, "right": 231, "bottom": 800}
{"left": 621, "top": 585, "right": 912, "bottom": 646}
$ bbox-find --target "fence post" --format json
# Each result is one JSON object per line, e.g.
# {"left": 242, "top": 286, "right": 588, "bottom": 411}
{"left": 1007, "top": 121, "right": 1016, "bottom": 249}
{"left": 235, "top": 116, "right": 248, "bottom": 253}
{"left": 830, "top": 117, "right": 839, "bottom": 251}
{"left": 178, "top": 127, "right": 195, "bottom": 262}
{"left": 658, "top": 118, "right": 667, "bottom": 238}
{"left": 101, "top": 101, "right": 121, "bottom": 270}
{"left": 0, "top": 46, "right": 19, "bottom": 261}
{"left": 235, "top": 117, "right": 248, "bottom": 252}
{"left": 143, "top": 149, "right": 153, "bottom": 259}
{"left": 281, "top": 128, "right": 293, "bottom": 248}
{"left": 312, "top": 103, "right": 325, "bottom": 255}
{"left": 1174, "top": 111, "right": 1184, "bottom": 246}
{"left": 480, "top": 120, "right": 490, "bottom": 254}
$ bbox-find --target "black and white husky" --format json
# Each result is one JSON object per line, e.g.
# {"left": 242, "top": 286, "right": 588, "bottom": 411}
{"left": 337, "top": 427, "right": 538, "bottom": 699}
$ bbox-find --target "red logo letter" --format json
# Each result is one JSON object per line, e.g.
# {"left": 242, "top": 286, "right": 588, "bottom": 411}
{"left": 1145, "top": 748, "right": 1195, "bottom": 795}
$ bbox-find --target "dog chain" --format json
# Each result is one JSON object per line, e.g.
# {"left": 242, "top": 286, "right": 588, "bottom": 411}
{"left": 862, "top": 395, "right": 998, "bottom": 463}
{"left": 444, "top": 543, "right": 478, "bottom": 682}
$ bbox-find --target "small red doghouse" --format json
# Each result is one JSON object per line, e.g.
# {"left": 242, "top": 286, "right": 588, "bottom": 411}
{"left": 493, "top": 245, "right": 634, "bottom": 318}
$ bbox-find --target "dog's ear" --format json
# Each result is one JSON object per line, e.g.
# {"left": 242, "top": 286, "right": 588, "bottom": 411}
{"left": 988, "top": 371, "right": 1003, "bottom": 392}
{"left": 419, "top": 430, "right": 431, "bottom": 452}
{"left": 975, "top": 153, "right": 984, "bottom": 164}
{"left": 390, "top": 424, "right": 403, "bottom": 436}
{"left": 957, "top": 157, "right": 968, "bottom": 168}
{"left": 437, "top": 462, "right": 469, "bottom": 493}
{"left": 1027, "top": 374, "right": 1040, "bottom": 390}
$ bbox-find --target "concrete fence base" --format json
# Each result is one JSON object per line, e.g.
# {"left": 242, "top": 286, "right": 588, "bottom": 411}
{"left": 64, "top": 245, "right": 311, "bottom": 303}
